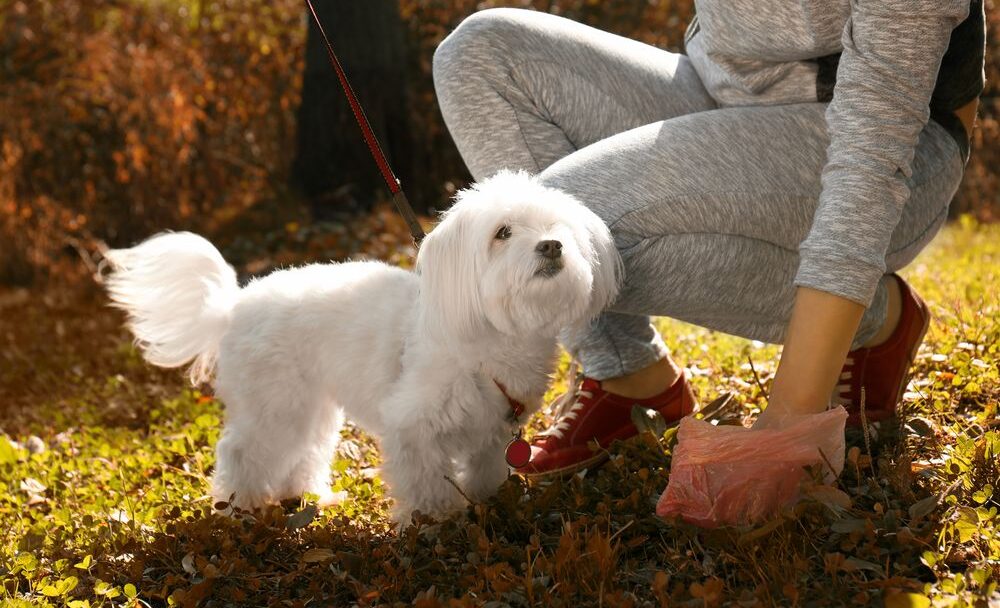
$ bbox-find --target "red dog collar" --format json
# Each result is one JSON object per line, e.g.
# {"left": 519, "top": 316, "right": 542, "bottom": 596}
{"left": 494, "top": 381, "right": 531, "bottom": 468}
{"left": 494, "top": 380, "right": 525, "bottom": 421}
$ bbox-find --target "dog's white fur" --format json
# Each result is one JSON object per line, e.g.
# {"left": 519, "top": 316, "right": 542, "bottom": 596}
{"left": 104, "top": 171, "right": 620, "bottom": 523}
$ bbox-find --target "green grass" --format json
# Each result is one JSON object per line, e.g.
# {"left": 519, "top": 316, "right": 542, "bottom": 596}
{"left": 1, "top": 218, "right": 998, "bottom": 607}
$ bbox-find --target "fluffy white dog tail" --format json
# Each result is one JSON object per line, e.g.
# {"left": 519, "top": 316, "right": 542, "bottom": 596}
{"left": 103, "top": 232, "right": 239, "bottom": 384}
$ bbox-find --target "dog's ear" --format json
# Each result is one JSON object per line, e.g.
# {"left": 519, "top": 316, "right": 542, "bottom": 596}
{"left": 416, "top": 208, "right": 488, "bottom": 339}
{"left": 579, "top": 207, "right": 622, "bottom": 320}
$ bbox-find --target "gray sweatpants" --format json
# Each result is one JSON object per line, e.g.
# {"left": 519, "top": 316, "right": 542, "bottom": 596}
{"left": 432, "top": 9, "right": 965, "bottom": 381}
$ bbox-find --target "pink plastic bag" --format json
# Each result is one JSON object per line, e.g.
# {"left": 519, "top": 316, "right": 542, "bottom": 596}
{"left": 656, "top": 406, "right": 848, "bottom": 528}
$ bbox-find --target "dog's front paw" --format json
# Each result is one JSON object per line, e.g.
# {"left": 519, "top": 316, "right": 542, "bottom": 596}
{"left": 456, "top": 449, "right": 510, "bottom": 503}
{"left": 459, "top": 480, "right": 506, "bottom": 504}
{"left": 389, "top": 494, "right": 466, "bottom": 531}
{"left": 457, "top": 465, "right": 511, "bottom": 503}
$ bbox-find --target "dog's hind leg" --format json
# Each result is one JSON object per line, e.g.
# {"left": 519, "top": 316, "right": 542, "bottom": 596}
{"left": 212, "top": 420, "right": 287, "bottom": 510}
{"left": 211, "top": 383, "right": 340, "bottom": 511}
{"left": 279, "top": 406, "right": 346, "bottom": 507}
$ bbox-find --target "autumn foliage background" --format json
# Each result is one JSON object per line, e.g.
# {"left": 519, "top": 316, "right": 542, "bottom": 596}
{"left": 2, "top": 0, "right": 997, "bottom": 286}
{"left": 2, "top": 3, "right": 999, "bottom": 605}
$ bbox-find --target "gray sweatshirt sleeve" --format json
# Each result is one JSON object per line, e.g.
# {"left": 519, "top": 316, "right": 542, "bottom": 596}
{"left": 795, "top": 0, "right": 970, "bottom": 306}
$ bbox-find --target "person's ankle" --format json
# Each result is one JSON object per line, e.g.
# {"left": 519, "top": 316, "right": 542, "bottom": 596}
{"left": 600, "top": 357, "right": 681, "bottom": 399}
{"left": 861, "top": 276, "right": 903, "bottom": 349}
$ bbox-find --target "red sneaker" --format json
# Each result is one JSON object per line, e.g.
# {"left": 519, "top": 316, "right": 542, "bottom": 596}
{"left": 833, "top": 275, "right": 930, "bottom": 425}
{"left": 516, "top": 368, "right": 697, "bottom": 478}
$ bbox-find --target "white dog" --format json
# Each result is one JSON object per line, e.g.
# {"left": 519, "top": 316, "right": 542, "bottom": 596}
{"left": 103, "top": 170, "right": 620, "bottom": 523}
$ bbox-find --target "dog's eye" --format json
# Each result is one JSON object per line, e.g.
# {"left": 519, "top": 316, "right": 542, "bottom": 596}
{"left": 494, "top": 225, "right": 512, "bottom": 241}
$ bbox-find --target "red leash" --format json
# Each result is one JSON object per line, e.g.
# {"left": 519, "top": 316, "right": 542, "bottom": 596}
{"left": 303, "top": 0, "right": 425, "bottom": 245}
{"left": 305, "top": 2, "right": 534, "bottom": 470}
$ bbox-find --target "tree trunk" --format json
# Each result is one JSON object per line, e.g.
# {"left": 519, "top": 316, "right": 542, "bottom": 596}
{"left": 292, "top": 0, "right": 420, "bottom": 219}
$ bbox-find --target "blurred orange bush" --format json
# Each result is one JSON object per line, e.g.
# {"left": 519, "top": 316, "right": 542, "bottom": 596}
{"left": 1, "top": 0, "right": 996, "bottom": 284}
{"left": 0, "top": 0, "right": 304, "bottom": 283}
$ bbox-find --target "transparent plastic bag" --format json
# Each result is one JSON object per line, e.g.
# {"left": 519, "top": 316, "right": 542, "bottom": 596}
{"left": 656, "top": 406, "right": 848, "bottom": 528}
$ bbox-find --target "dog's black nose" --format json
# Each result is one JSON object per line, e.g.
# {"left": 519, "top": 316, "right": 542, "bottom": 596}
{"left": 535, "top": 240, "right": 562, "bottom": 259}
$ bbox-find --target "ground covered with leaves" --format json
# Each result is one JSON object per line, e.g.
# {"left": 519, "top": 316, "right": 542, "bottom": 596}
{"left": 1, "top": 216, "right": 998, "bottom": 607}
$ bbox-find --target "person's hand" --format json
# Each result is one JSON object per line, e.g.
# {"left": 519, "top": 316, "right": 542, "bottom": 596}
{"left": 656, "top": 404, "right": 848, "bottom": 527}
{"left": 657, "top": 286, "right": 864, "bottom": 527}
{"left": 752, "top": 397, "right": 832, "bottom": 431}
{"left": 751, "top": 401, "right": 799, "bottom": 430}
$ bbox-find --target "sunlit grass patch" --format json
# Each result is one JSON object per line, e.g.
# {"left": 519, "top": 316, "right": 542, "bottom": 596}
{"left": 1, "top": 219, "right": 998, "bottom": 606}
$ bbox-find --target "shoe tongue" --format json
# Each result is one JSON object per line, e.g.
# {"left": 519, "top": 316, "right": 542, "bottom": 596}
{"left": 581, "top": 377, "right": 602, "bottom": 393}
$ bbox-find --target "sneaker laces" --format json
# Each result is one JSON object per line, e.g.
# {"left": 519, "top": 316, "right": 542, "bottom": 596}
{"left": 831, "top": 356, "right": 856, "bottom": 406}
{"left": 537, "top": 362, "right": 592, "bottom": 441}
